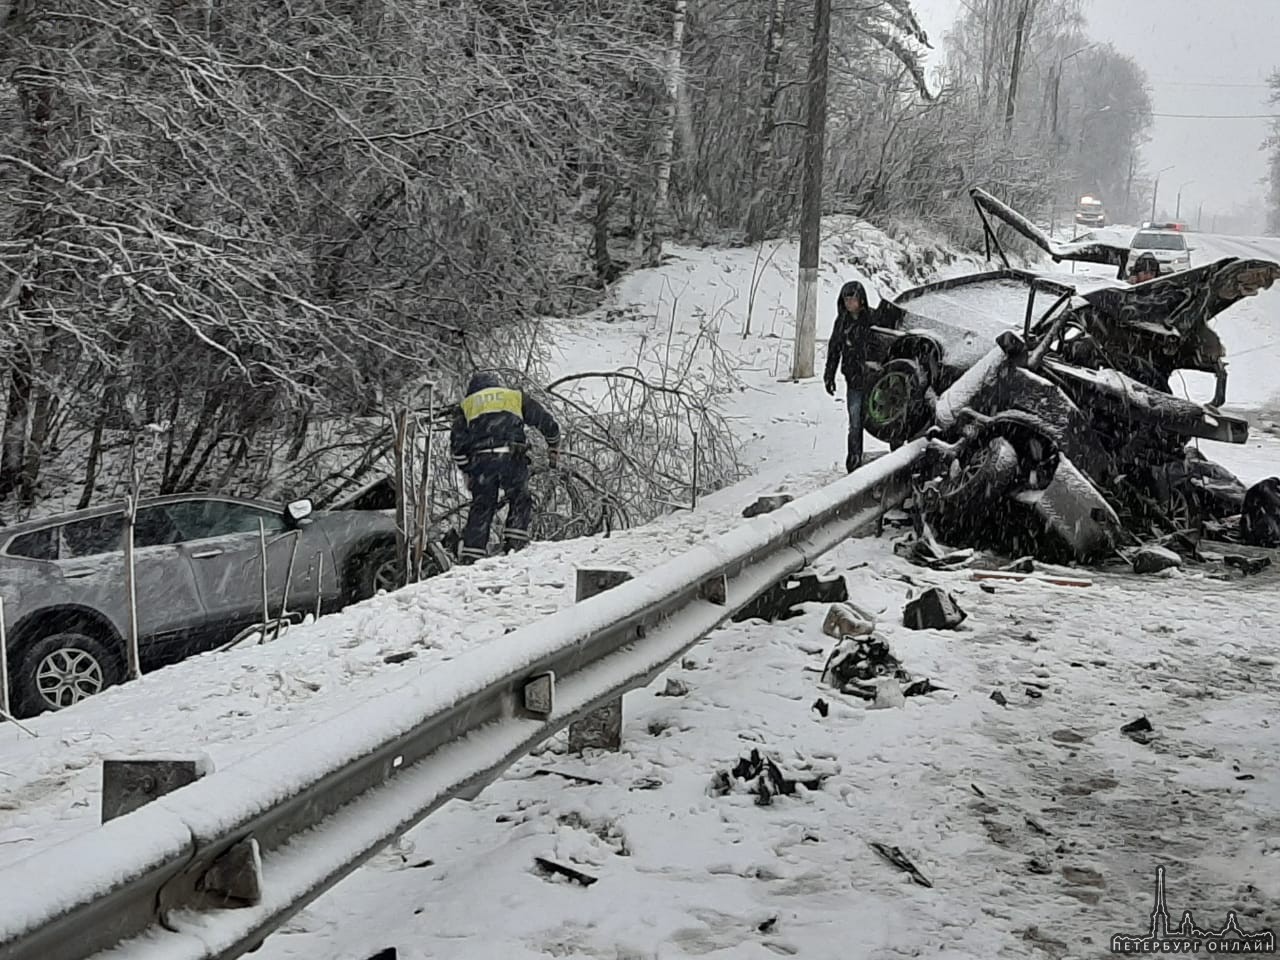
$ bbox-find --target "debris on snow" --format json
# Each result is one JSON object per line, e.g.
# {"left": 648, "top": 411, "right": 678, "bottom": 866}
{"left": 902, "top": 587, "right": 967, "bottom": 630}
{"left": 820, "top": 634, "right": 943, "bottom": 703}
{"left": 655, "top": 678, "right": 689, "bottom": 697}
{"left": 821, "top": 601, "right": 876, "bottom": 639}
{"left": 710, "top": 748, "right": 826, "bottom": 806}
{"left": 870, "top": 677, "right": 906, "bottom": 710}
{"left": 1130, "top": 545, "right": 1183, "bottom": 575}
{"left": 533, "top": 857, "right": 598, "bottom": 887}
{"left": 990, "top": 690, "right": 1009, "bottom": 707}
{"left": 970, "top": 569, "right": 1093, "bottom": 588}
{"left": 1001, "top": 556, "right": 1037, "bottom": 574}
{"left": 741, "top": 494, "right": 794, "bottom": 518}
{"left": 868, "top": 842, "right": 933, "bottom": 888}
{"left": 1120, "top": 716, "right": 1155, "bottom": 744}
{"left": 894, "top": 531, "right": 975, "bottom": 570}
{"left": 734, "top": 572, "right": 848, "bottom": 623}
{"left": 1223, "top": 554, "right": 1272, "bottom": 576}
{"left": 382, "top": 651, "right": 417, "bottom": 665}
{"left": 532, "top": 769, "right": 603, "bottom": 786}
{"left": 812, "top": 698, "right": 829, "bottom": 717}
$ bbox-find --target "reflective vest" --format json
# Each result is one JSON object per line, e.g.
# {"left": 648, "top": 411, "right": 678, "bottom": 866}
{"left": 461, "top": 387, "right": 523, "bottom": 423}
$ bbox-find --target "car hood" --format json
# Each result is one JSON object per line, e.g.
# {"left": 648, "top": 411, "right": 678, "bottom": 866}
{"left": 971, "top": 187, "right": 1130, "bottom": 273}
{"left": 1079, "top": 257, "right": 1280, "bottom": 334}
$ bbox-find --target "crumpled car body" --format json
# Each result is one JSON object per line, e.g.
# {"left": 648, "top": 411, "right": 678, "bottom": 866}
{"left": 872, "top": 188, "right": 1280, "bottom": 561}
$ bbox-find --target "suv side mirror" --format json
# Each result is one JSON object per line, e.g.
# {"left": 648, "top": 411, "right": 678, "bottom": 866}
{"left": 285, "top": 499, "right": 314, "bottom": 524}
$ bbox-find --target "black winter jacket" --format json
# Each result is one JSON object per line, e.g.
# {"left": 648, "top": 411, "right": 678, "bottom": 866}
{"left": 450, "top": 374, "right": 561, "bottom": 468}
{"left": 824, "top": 281, "right": 877, "bottom": 391}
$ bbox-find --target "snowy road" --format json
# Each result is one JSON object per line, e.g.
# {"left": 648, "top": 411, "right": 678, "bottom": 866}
{"left": 249, "top": 536, "right": 1280, "bottom": 960}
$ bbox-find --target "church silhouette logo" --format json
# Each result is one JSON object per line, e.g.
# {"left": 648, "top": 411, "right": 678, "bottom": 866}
{"left": 1111, "top": 866, "right": 1275, "bottom": 954}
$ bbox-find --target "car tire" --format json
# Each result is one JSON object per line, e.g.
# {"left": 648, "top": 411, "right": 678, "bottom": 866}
{"left": 14, "top": 622, "right": 124, "bottom": 718}
{"left": 1164, "top": 485, "right": 1203, "bottom": 537}
{"left": 864, "top": 359, "right": 933, "bottom": 445}
{"left": 939, "top": 436, "right": 1020, "bottom": 511}
{"left": 349, "top": 544, "right": 402, "bottom": 602}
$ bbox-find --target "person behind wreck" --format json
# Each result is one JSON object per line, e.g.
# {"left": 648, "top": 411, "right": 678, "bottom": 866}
{"left": 450, "top": 372, "right": 561, "bottom": 564}
{"left": 1128, "top": 252, "right": 1161, "bottom": 284}
{"left": 824, "top": 279, "right": 877, "bottom": 473}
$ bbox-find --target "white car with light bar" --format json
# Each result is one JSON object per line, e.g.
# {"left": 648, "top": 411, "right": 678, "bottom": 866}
{"left": 1129, "top": 228, "right": 1192, "bottom": 273}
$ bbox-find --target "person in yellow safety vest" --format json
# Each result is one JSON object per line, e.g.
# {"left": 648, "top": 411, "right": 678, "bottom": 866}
{"left": 449, "top": 372, "right": 562, "bottom": 564}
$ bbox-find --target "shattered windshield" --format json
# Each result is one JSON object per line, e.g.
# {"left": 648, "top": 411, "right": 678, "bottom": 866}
{"left": 896, "top": 279, "right": 1035, "bottom": 338}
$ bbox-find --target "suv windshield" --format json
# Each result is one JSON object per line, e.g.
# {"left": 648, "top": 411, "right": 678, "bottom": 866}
{"left": 1132, "top": 232, "right": 1186, "bottom": 251}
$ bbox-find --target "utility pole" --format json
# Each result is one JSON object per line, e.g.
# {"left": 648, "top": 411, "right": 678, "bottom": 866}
{"left": 1196, "top": 201, "right": 1204, "bottom": 231}
{"left": 1123, "top": 153, "right": 1135, "bottom": 213}
{"left": 1150, "top": 165, "right": 1174, "bottom": 222}
{"left": 1051, "top": 45, "right": 1093, "bottom": 141}
{"left": 1175, "top": 179, "right": 1194, "bottom": 220}
{"left": 791, "top": 0, "right": 832, "bottom": 381}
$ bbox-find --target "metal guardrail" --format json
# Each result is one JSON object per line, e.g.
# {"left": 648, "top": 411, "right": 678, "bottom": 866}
{"left": 0, "top": 440, "right": 925, "bottom": 960}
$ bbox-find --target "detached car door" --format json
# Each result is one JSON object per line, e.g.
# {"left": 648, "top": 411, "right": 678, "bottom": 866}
{"left": 162, "top": 498, "right": 321, "bottom": 639}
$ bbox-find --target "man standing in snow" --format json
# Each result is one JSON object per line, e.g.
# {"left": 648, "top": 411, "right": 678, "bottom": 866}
{"left": 823, "top": 280, "right": 877, "bottom": 473}
{"left": 450, "top": 372, "right": 562, "bottom": 564}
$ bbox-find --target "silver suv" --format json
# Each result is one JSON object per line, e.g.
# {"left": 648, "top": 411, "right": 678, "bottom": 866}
{"left": 0, "top": 495, "right": 404, "bottom": 717}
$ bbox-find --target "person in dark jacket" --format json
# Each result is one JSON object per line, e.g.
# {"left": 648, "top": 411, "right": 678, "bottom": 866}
{"left": 450, "top": 372, "right": 562, "bottom": 564}
{"left": 1128, "top": 252, "right": 1162, "bottom": 284}
{"left": 823, "top": 280, "right": 877, "bottom": 472}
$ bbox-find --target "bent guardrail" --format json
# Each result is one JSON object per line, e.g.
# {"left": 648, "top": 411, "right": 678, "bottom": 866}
{"left": 0, "top": 440, "right": 925, "bottom": 960}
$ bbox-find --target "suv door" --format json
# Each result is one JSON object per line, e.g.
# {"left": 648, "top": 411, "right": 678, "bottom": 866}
{"left": 55, "top": 509, "right": 205, "bottom": 659}
{"left": 161, "top": 498, "right": 322, "bottom": 638}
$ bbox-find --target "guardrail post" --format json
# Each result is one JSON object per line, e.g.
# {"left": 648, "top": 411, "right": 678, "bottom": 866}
{"left": 568, "top": 569, "right": 632, "bottom": 753}
{"left": 102, "top": 756, "right": 212, "bottom": 823}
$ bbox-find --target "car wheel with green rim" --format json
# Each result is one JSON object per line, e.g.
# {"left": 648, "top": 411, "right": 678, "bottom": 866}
{"left": 865, "top": 359, "right": 932, "bottom": 445}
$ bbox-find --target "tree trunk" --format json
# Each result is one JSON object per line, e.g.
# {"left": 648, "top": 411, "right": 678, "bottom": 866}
{"left": 18, "top": 385, "right": 56, "bottom": 505}
{"left": 78, "top": 413, "right": 107, "bottom": 509}
{"left": 1003, "top": 0, "right": 1031, "bottom": 137}
{"left": 0, "top": 365, "right": 31, "bottom": 499}
{"left": 1, "top": 1, "right": 56, "bottom": 502}
{"left": 643, "top": 0, "right": 688, "bottom": 267}
{"left": 792, "top": 0, "right": 832, "bottom": 381}
{"left": 744, "top": 0, "right": 788, "bottom": 244}
{"left": 592, "top": 160, "right": 621, "bottom": 284}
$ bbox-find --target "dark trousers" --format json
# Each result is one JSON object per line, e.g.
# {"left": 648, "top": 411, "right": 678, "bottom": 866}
{"left": 460, "top": 453, "right": 533, "bottom": 562}
{"left": 845, "top": 384, "right": 864, "bottom": 473}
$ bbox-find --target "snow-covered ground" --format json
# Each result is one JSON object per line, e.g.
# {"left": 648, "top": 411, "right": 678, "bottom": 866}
{"left": 0, "top": 219, "right": 983, "bottom": 864}
{"left": 3, "top": 217, "right": 1280, "bottom": 960}
{"left": 255, "top": 540, "right": 1280, "bottom": 960}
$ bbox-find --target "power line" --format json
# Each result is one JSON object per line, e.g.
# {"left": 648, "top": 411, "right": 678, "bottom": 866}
{"left": 1150, "top": 79, "right": 1271, "bottom": 89}
{"left": 1151, "top": 112, "right": 1279, "bottom": 119}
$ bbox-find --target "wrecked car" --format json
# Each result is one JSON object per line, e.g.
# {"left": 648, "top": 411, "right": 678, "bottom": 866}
{"left": 861, "top": 187, "right": 1280, "bottom": 562}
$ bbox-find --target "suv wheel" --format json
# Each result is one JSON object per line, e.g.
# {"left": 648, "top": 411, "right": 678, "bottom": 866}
{"left": 350, "top": 545, "right": 402, "bottom": 601}
{"left": 16, "top": 625, "right": 124, "bottom": 717}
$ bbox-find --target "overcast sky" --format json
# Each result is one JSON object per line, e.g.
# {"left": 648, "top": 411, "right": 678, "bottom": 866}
{"left": 905, "top": 0, "right": 1277, "bottom": 222}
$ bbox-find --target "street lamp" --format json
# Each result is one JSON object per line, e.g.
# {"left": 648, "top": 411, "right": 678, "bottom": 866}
{"left": 1051, "top": 43, "right": 1096, "bottom": 138}
{"left": 1150, "top": 165, "right": 1175, "bottom": 222}
{"left": 1175, "top": 180, "right": 1195, "bottom": 220}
